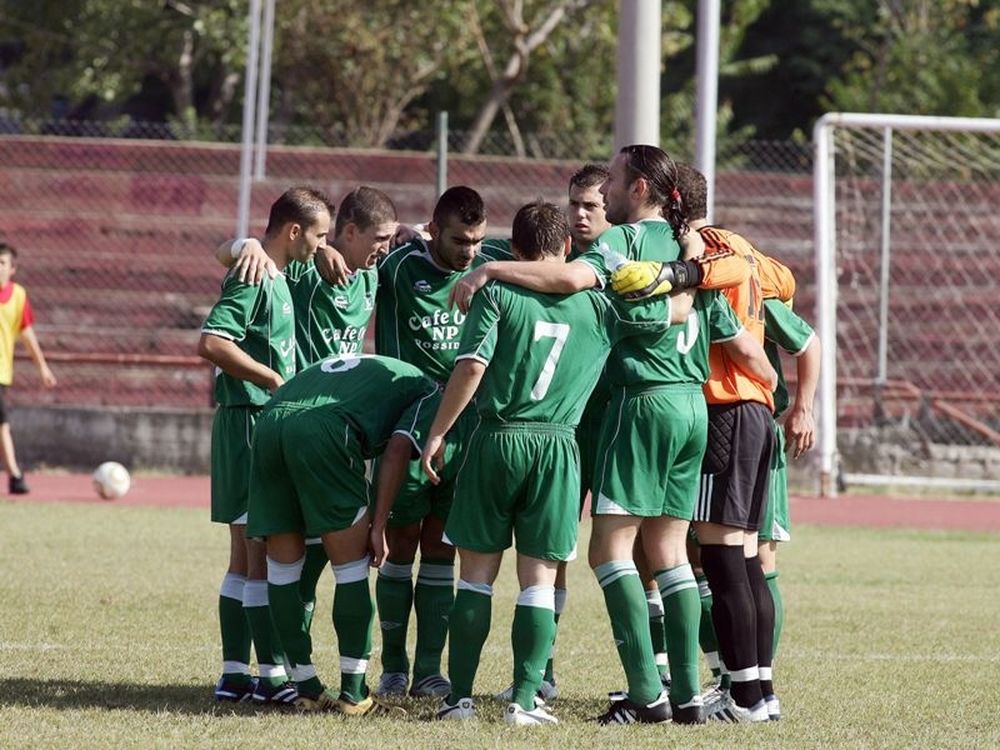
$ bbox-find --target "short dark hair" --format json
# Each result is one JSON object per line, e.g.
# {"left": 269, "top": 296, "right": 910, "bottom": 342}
{"left": 676, "top": 164, "right": 708, "bottom": 222}
{"left": 0, "top": 242, "right": 16, "bottom": 261}
{"left": 511, "top": 201, "right": 569, "bottom": 261}
{"left": 432, "top": 186, "right": 486, "bottom": 228}
{"left": 265, "top": 186, "right": 333, "bottom": 236}
{"left": 619, "top": 144, "right": 688, "bottom": 239}
{"left": 569, "top": 163, "right": 609, "bottom": 191}
{"left": 334, "top": 186, "right": 397, "bottom": 237}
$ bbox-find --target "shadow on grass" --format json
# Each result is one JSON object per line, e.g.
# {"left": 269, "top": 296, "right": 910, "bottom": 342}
{"left": 2, "top": 678, "right": 251, "bottom": 715}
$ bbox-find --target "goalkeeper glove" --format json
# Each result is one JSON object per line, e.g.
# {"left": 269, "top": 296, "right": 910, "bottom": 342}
{"left": 610, "top": 259, "right": 704, "bottom": 301}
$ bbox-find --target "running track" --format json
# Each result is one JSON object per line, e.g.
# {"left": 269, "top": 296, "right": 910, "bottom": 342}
{"left": 5, "top": 473, "right": 999, "bottom": 532}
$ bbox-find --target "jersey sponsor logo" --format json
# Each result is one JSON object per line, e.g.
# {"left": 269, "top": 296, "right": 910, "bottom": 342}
{"left": 408, "top": 309, "right": 466, "bottom": 348}
{"left": 278, "top": 338, "right": 296, "bottom": 360}
{"left": 413, "top": 279, "right": 432, "bottom": 293}
{"left": 321, "top": 325, "right": 366, "bottom": 354}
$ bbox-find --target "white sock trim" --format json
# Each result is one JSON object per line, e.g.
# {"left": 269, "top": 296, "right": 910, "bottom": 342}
{"left": 729, "top": 665, "right": 760, "bottom": 683}
{"left": 266, "top": 556, "right": 305, "bottom": 586}
{"left": 759, "top": 666, "right": 773, "bottom": 680}
{"left": 457, "top": 579, "right": 493, "bottom": 596}
{"left": 258, "top": 663, "right": 287, "bottom": 679}
{"left": 655, "top": 653, "right": 669, "bottom": 667}
{"left": 379, "top": 561, "right": 413, "bottom": 580}
{"left": 705, "top": 651, "right": 721, "bottom": 670}
{"left": 332, "top": 556, "right": 370, "bottom": 585}
{"left": 416, "top": 562, "right": 454, "bottom": 586}
{"left": 516, "top": 585, "right": 555, "bottom": 610}
{"left": 340, "top": 656, "right": 369, "bottom": 674}
{"left": 220, "top": 573, "right": 247, "bottom": 601}
{"left": 291, "top": 664, "right": 317, "bottom": 682}
{"left": 305, "top": 536, "right": 323, "bottom": 546}
{"left": 554, "top": 588, "right": 568, "bottom": 615}
{"left": 242, "top": 580, "right": 269, "bottom": 608}
{"left": 222, "top": 660, "right": 250, "bottom": 675}
{"left": 646, "top": 590, "right": 665, "bottom": 617}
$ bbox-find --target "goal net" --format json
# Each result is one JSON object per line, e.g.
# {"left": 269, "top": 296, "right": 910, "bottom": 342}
{"left": 814, "top": 114, "right": 1000, "bottom": 495}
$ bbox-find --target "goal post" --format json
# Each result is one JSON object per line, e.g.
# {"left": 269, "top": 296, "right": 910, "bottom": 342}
{"left": 813, "top": 113, "right": 1000, "bottom": 497}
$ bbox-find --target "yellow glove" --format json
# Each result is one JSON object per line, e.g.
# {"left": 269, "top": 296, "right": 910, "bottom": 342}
{"left": 610, "top": 261, "right": 673, "bottom": 300}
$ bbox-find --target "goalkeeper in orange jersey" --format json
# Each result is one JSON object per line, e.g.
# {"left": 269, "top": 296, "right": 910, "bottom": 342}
{"left": 611, "top": 164, "right": 793, "bottom": 723}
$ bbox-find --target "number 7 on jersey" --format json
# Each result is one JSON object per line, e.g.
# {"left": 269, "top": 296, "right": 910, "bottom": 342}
{"left": 530, "top": 321, "right": 570, "bottom": 401}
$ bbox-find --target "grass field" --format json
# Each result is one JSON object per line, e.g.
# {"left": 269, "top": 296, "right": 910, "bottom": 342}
{"left": 1, "top": 500, "right": 998, "bottom": 749}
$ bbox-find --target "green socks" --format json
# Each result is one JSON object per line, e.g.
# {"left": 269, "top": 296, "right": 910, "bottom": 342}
{"left": 332, "top": 557, "right": 374, "bottom": 703}
{"left": 766, "top": 570, "right": 784, "bottom": 657}
{"left": 655, "top": 564, "right": 701, "bottom": 705}
{"left": 413, "top": 558, "right": 454, "bottom": 681}
{"left": 243, "top": 579, "right": 288, "bottom": 688}
{"left": 376, "top": 561, "right": 414, "bottom": 674}
{"left": 299, "top": 541, "right": 328, "bottom": 633}
{"left": 446, "top": 581, "right": 493, "bottom": 703}
{"left": 219, "top": 573, "right": 252, "bottom": 685}
{"left": 594, "top": 560, "right": 662, "bottom": 706}
{"left": 267, "top": 556, "right": 324, "bottom": 697}
{"left": 544, "top": 588, "right": 566, "bottom": 683}
{"left": 511, "top": 586, "right": 556, "bottom": 710}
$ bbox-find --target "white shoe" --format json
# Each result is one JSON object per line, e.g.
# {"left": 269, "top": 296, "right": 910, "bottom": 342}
{"left": 765, "top": 694, "right": 782, "bottom": 721}
{"left": 504, "top": 702, "right": 558, "bottom": 726}
{"left": 496, "top": 679, "right": 557, "bottom": 703}
{"left": 436, "top": 696, "right": 476, "bottom": 721}
{"left": 706, "top": 694, "right": 769, "bottom": 723}
{"left": 374, "top": 671, "right": 408, "bottom": 697}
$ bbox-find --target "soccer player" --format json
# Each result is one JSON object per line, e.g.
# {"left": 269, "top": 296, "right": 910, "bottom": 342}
{"left": 756, "top": 297, "right": 820, "bottom": 718}
{"left": 446, "top": 146, "right": 775, "bottom": 724}
{"left": 246, "top": 353, "right": 438, "bottom": 717}
{"left": 420, "top": 200, "right": 685, "bottom": 725}
{"left": 0, "top": 242, "right": 57, "bottom": 495}
{"left": 198, "top": 186, "right": 330, "bottom": 705}
{"left": 216, "top": 187, "right": 397, "bottom": 633}
{"left": 366, "top": 187, "right": 511, "bottom": 699}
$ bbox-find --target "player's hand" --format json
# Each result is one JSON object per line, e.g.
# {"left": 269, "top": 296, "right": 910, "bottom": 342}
{"left": 369, "top": 523, "right": 389, "bottom": 568}
{"left": 233, "top": 239, "right": 277, "bottom": 284}
{"left": 785, "top": 406, "right": 816, "bottom": 459}
{"left": 315, "top": 244, "right": 350, "bottom": 286}
{"left": 40, "top": 365, "right": 57, "bottom": 388}
{"left": 611, "top": 261, "right": 672, "bottom": 300}
{"left": 449, "top": 267, "right": 489, "bottom": 313}
{"left": 266, "top": 373, "right": 284, "bottom": 393}
{"left": 421, "top": 435, "right": 446, "bottom": 485}
{"left": 391, "top": 223, "right": 428, "bottom": 248}
{"left": 679, "top": 227, "right": 705, "bottom": 260}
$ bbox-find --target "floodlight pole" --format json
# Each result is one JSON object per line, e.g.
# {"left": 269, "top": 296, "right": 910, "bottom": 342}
{"left": 237, "top": 0, "right": 262, "bottom": 238}
{"left": 253, "top": 0, "right": 275, "bottom": 180}
{"left": 694, "top": 0, "right": 720, "bottom": 222}
{"left": 613, "top": 0, "right": 661, "bottom": 149}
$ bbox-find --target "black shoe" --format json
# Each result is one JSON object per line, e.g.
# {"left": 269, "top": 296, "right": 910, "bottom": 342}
{"left": 9, "top": 474, "right": 29, "bottom": 494}
{"left": 595, "top": 691, "right": 671, "bottom": 725}
{"left": 670, "top": 698, "right": 706, "bottom": 725}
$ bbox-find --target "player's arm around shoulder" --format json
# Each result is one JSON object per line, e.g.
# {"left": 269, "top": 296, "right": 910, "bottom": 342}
{"left": 214, "top": 237, "right": 277, "bottom": 285}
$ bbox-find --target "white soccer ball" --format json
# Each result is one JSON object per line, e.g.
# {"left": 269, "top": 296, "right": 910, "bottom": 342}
{"left": 92, "top": 461, "right": 131, "bottom": 500}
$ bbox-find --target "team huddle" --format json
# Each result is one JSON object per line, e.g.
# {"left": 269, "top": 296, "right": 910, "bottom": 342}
{"left": 197, "top": 144, "right": 820, "bottom": 726}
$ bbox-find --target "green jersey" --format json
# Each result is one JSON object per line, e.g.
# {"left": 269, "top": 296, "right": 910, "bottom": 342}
{"left": 285, "top": 259, "right": 377, "bottom": 367}
{"left": 576, "top": 219, "right": 743, "bottom": 387}
{"left": 763, "top": 299, "right": 815, "bottom": 419}
{"left": 456, "top": 280, "right": 672, "bottom": 426}
{"left": 375, "top": 237, "right": 513, "bottom": 383}
{"left": 202, "top": 269, "right": 296, "bottom": 406}
{"left": 265, "top": 354, "right": 440, "bottom": 457}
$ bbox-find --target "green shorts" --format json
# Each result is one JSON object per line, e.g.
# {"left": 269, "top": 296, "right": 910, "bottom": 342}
{"left": 386, "top": 406, "right": 476, "bottom": 529}
{"left": 211, "top": 405, "right": 262, "bottom": 524}
{"left": 591, "top": 384, "right": 707, "bottom": 520}
{"left": 576, "top": 388, "right": 609, "bottom": 506}
{"left": 760, "top": 423, "right": 791, "bottom": 542}
{"left": 446, "top": 422, "right": 580, "bottom": 561}
{"left": 246, "top": 405, "right": 370, "bottom": 539}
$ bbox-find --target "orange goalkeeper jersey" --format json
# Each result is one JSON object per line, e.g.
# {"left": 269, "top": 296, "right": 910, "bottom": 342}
{"left": 698, "top": 225, "right": 786, "bottom": 410}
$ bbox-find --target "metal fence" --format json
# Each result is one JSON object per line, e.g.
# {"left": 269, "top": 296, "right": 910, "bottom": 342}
{"left": 815, "top": 115, "right": 1000, "bottom": 492}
